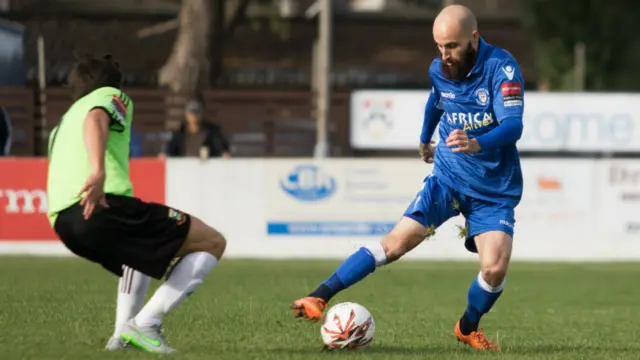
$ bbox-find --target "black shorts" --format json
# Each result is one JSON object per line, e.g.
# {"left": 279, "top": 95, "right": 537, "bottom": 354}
{"left": 54, "top": 194, "right": 191, "bottom": 279}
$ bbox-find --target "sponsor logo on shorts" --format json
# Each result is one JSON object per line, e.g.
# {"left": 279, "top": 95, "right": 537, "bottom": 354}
{"left": 168, "top": 208, "right": 186, "bottom": 225}
{"left": 499, "top": 220, "right": 514, "bottom": 228}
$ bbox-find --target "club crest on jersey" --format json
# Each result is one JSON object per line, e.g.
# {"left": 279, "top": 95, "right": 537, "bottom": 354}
{"left": 474, "top": 88, "right": 489, "bottom": 106}
{"left": 168, "top": 208, "right": 186, "bottom": 225}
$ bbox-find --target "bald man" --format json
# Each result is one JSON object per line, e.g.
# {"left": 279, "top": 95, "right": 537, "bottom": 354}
{"left": 290, "top": 5, "right": 524, "bottom": 351}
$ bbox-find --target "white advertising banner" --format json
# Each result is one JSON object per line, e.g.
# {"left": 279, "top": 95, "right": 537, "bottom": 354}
{"left": 264, "top": 159, "right": 472, "bottom": 260}
{"left": 166, "top": 158, "right": 472, "bottom": 260}
{"left": 350, "top": 91, "right": 431, "bottom": 150}
{"left": 2, "top": 158, "right": 639, "bottom": 260}
{"left": 350, "top": 91, "right": 640, "bottom": 152}
{"left": 514, "top": 159, "right": 607, "bottom": 260}
{"left": 597, "top": 160, "right": 640, "bottom": 236}
{"left": 164, "top": 158, "right": 640, "bottom": 261}
{"left": 265, "top": 159, "right": 426, "bottom": 237}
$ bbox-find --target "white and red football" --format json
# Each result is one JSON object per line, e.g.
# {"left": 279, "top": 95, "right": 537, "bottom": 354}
{"left": 320, "top": 302, "right": 375, "bottom": 350}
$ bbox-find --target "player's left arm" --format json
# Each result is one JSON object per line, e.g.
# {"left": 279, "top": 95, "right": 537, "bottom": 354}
{"left": 474, "top": 59, "right": 525, "bottom": 152}
{"left": 91, "top": 90, "right": 132, "bottom": 133}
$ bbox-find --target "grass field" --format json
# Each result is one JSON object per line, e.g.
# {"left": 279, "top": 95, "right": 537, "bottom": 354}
{"left": 1, "top": 258, "right": 639, "bottom": 360}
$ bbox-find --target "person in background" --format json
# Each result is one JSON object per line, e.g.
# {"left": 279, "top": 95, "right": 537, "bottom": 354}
{"left": 0, "top": 107, "right": 11, "bottom": 156}
{"left": 165, "top": 100, "right": 231, "bottom": 159}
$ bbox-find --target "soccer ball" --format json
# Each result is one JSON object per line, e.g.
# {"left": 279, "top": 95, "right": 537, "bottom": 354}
{"left": 320, "top": 302, "right": 375, "bottom": 350}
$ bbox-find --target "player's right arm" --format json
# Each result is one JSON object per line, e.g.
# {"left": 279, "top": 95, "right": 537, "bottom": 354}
{"left": 420, "top": 86, "right": 444, "bottom": 145}
{"left": 84, "top": 88, "right": 131, "bottom": 172}
{"left": 78, "top": 87, "right": 132, "bottom": 218}
{"left": 419, "top": 66, "right": 444, "bottom": 163}
{"left": 78, "top": 108, "right": 111, "bottom": 219}
{"left": 84, "top": 108, "right": 111, "bottom": 175}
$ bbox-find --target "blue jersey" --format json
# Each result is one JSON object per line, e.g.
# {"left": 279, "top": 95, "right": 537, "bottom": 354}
{"left": 421, "top": 38, "right": 525, "bottom": 207}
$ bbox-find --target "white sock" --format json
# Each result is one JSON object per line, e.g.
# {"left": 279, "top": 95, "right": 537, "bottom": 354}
{"left": 113, "top": 266, "right": 151, "bottom": 337}
{"left": 365, "top": 243, "right": 387, "bottom": 266}
{"left": 477, "top": 271, "right": 506, "bottom": 293}
{"left": 134, "top": 252, "right": 218, "bottom": 327}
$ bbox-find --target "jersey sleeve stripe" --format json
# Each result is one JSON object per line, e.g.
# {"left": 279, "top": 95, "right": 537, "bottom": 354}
{"left": 91, "top": 106, "right": 126, "bottom": 133}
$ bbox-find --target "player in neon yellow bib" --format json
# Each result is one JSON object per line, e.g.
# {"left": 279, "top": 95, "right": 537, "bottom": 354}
{"left": 46, "top": 54, "right": 227, "bottom": 354}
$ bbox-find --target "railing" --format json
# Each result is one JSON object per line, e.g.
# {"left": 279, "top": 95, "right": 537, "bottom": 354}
{"left": 0, "top": 86, "right": 34, "bottom": 155}
{"left": 2, "top": 86, "right": 351, "bottom": 157}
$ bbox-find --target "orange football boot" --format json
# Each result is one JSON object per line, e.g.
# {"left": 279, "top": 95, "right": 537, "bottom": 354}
{"left": 290, "top": 297, "right": 327, "bottom": 322}
{"left": 454, "top": 320, "right": 500, "bottom": 350}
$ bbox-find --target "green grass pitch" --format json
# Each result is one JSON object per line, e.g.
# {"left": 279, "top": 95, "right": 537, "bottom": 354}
{"left": 1, "top": 257, "right": 638, "bottom": 360}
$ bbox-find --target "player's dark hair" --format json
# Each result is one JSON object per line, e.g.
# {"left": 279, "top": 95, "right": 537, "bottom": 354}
{"left": 67, "top": 54, "right": 123, "bottom": 100}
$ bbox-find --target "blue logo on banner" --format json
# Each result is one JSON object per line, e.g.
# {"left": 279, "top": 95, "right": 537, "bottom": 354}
{"left": 280, "top": 164, "right": 336, "bottom": 201}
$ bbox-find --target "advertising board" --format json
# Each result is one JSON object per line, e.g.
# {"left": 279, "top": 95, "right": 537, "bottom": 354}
{"left": 165, "top": 158, "right": 640, "bottom": 261}
{"left": 0, "top": 158, "right": 638, "bottom": 261}
{"left": 0, "top": 158, "right": 165, "bottom": 242}
{"left": 350, "top": 91, "right": 640, "bottom": 152}
{"left": 597, "top": 160, "right": 640, "bottom": 236}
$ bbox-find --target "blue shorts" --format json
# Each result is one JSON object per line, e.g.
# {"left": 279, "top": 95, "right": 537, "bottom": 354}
{"left": 402, "top": 175, "right": 515, "bottom": 253}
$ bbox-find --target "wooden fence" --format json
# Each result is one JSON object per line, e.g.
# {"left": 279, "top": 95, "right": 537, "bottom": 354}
{"left": 2, "top": 87, "right": 351, "bottom": 157}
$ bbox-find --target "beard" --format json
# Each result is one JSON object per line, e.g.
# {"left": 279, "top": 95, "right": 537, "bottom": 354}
{"left": 440, "top": 42, "right": 478, "bottom": 81}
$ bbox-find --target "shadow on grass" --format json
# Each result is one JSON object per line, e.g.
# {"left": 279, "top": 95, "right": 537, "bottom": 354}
{"left": 267, "top": 343, "right": 640, "bottom": 357}
{"left": 503, "top": 343, "right": 640, "bottom": 355}
{"left": 267, "top": 344, "right": 453, "bottom": 356}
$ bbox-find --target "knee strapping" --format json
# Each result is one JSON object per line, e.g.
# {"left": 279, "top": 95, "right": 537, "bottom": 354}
{"left": 364, "top": 243, "right": 387, "bottom": 266}
{"left": 477, "top": 271, "right": 506, "bottom": 293}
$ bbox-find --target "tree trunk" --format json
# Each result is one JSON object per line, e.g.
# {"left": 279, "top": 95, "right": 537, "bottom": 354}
{"left": 210, "top": 0, "right": 250, "bottom": 86}
{"left": 158, "top": 0, "right": 212, "bottom": 96}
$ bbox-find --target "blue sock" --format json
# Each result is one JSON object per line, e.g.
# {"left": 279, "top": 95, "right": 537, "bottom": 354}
{"left": 460, "top": 273, "right": 504, "bottom": 335}
{"left": 309, "top": 247, "right": 378, "bottom": 302}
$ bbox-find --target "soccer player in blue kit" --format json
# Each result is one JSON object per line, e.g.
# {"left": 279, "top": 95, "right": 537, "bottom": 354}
{"left": 290, "top": 5, "right": 525, "bottom": 351}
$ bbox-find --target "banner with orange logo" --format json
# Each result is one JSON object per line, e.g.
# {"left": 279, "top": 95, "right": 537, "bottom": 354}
{"left": 0, "top": 158, "right": 165, "bottom": 241}
{"left": 165, "top": 159, "right": 640, "bottom": 261}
